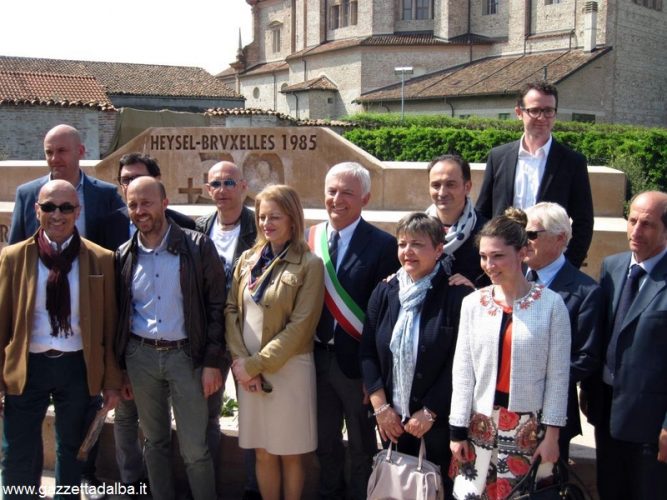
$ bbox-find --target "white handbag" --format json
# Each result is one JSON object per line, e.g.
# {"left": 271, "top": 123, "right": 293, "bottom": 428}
{"left": 367, "top": 438, "right": 444, "bottom": 500}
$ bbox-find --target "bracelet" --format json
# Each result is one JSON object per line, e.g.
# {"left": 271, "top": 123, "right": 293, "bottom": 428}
{"left": 373, "top": 403, "right": 391, "bottom": 416}
{"left": 423, "top": 407, "right": 436, "bottom": 422}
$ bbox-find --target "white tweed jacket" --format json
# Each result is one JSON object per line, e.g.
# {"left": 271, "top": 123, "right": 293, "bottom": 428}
{"left": 449, "top": 283, "right": 571, "bottom": 428}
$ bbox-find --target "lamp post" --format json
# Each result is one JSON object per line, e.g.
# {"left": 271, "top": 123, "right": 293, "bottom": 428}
{"left": 394, "top": 66, "right": 414, "bottom": 121}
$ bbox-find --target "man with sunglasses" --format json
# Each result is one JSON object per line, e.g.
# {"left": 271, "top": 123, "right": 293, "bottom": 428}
{"left": 524, "top": 202, "right": 603, "bottom": 463}
{"left": 476, "top": 81, "right": 594, "bottom": 269}
{"left": 195, "top": 161, "right": 258, "bottom": 499}
{"left": 0, "top": 180, "right": 122, "bottom": 496}
{"left": 96, "top": 153, "right": 195, "bottom": 496}
{"left": 9, "top": 124, "right": 124, "bottom": 246}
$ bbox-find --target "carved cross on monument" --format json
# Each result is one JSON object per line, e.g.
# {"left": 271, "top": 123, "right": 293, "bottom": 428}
{"left": 178, "top": 178, "right": 203, "bottom": 204}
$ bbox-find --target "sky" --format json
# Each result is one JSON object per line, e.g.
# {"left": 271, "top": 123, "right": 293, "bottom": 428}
{"left": 0, "top": 0, "right": 253, "bottom": 75}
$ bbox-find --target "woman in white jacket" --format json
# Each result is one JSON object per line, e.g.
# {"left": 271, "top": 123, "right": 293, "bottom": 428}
{"left": 449, "top": 208, "right": 571, "bottom": 499}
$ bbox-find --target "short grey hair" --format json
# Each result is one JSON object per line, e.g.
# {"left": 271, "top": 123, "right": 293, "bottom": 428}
{"left": 325, "top": 162, "right": 371, "bottom": 196}
{"left": 525, "top": 202, "right": 572, "bottom": 244}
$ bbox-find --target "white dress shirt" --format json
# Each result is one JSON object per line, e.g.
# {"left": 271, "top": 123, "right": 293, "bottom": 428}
{"left": 513, "top": 135, "right": 552, "bottom": 209}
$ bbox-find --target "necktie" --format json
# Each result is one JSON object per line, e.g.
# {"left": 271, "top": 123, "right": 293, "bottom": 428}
{"left": 527, "top": 269, "right": 539, "bottom": 283}
{"left": 328, "top": 231, "right": 339, "bottom": 271}
{"left": 605, "top": 264, "right": 646, "bottom": 381}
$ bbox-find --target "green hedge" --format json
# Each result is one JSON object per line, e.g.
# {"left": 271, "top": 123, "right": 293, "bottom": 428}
{"left": 341, "top": 113, "right": 667, "bottom": 195}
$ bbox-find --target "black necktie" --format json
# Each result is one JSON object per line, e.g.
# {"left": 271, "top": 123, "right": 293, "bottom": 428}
{"left": 605, "top": 264, "right": 646, "bottom": 380}
{"left": 329, "top": 231, "right": 339, "bottom": 271}
{"left": 527, "top": 269, "right": 539, "bottom": 282}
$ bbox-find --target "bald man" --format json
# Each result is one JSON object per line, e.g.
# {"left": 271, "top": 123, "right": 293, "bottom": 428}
{"left": 115, "top": 177, "right": 226, "bottom": 500}
{"left": 0, "top": 180, "right": 121, "bottom": 495}
{"left": 9, "top": 124, "right": 123, "bottom": 245}
{"left": 195, "top": 161, "right": 258, "bottom": 497}
{"left": 584, "top": 191, "right": 667, "bottom": 499}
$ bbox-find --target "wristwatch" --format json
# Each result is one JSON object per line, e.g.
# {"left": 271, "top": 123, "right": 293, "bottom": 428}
{"left": 423, "top": 407, "right": 436, "bottom": 422}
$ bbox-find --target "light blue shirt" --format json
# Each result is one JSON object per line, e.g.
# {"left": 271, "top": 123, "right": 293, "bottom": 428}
{"left": 527, "top": 253, "right": 565, "bottom": 287}
{"left": 327, "top": 217, "right": 361, "bottom": 271}
{"left": 631, "top": 246, "right": 667, "bottom": 289}
{"left": 131, "top": 226, "right": 187, "bottom": 341}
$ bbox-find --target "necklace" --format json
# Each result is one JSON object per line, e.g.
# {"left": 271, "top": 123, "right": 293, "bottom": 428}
{"left": 218, "top": 212, "right": 242, "bottom": 229}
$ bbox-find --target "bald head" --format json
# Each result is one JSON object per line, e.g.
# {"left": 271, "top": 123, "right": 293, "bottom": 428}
{"left": 35, "top": 180, "right": 81, "bottom": 244}
{"left": 126, "top": 177, "right": 169, "bottom": 246}
{"left": 206, "top": 161, "right": 247, "bottom": 219}
{"left": 627, "top": 190, "right": 667, "bottom": 262}
{"left": 44, "top": 124, "right": 85, "bottom": 186}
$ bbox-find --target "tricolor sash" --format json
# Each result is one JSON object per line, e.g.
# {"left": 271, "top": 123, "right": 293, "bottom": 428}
{"left": 308, "top": 223, "right": 365, "bottom": 341}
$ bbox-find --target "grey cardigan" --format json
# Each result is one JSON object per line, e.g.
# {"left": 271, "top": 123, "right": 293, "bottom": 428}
{"left": 449, "top": 284, "right": 571, "bottom": 428}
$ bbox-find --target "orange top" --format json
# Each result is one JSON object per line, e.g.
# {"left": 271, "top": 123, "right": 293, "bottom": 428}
{"left": 496, "top": 304, "right": 513, "bottom": 393}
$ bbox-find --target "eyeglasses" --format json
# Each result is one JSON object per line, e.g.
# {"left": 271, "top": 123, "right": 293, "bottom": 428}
{"left": 521, "top": 107, "right": 557, "bottom": 119}
{"left": 208, "top": 179, "right": 238, "bottom": 189}
{"left": 38, "top": 202, "right": 79, "bottom": 214}
{"left": 118, "top": 175, "right": 143, "bottom": 186}
{"left": 526, "top": 229, "right": 547, "bottom": 240}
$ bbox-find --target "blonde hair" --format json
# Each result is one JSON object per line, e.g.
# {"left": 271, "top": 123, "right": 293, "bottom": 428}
{"left": 252, "top": 184, "right": 309, "bottom": 254}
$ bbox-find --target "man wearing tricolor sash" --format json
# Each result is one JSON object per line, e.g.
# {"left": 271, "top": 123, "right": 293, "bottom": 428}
{"left": 307, "top": 162, "right": 399, "bottom": 500}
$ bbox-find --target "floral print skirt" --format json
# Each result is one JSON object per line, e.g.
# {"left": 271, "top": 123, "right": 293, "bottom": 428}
{"left": 449, "top": 406, "right": 553, "bottom": 499}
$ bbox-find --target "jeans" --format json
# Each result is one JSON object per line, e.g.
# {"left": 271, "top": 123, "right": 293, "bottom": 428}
{"left": 113, "top": 398, "right": 145, "bottom": 484}
{"left": 2, "top": 352, "right": 89, "bottom": 500}
{"left": 125, "top": 339, "right": 215, "bottom": 500}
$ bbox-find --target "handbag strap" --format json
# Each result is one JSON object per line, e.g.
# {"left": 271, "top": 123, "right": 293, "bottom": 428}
{"left": 383, "top": 438, "right": 429, "bottom": 472}
{"left": 506, "top": 456, "right": 594, "bottom": 499}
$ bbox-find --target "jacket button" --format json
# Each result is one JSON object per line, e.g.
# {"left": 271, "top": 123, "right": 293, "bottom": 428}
{"left": 415, "top": 372, "right": 423, "bottom": 380}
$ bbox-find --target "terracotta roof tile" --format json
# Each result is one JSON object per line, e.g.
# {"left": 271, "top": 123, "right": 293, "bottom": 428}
{"left": 357, "top": 48, "right": 612, "bottom": 102}
{"left": 239, "top": 61, "right": 290, "bottom": 76}
{"left": 0, "top": 56, "right": 243, "bottom": 99}
{"left": 0, "top": 71, "right": 113, "bottom": 108}
{"left": 281, "top": 76, "right": 338, "bottom": 92}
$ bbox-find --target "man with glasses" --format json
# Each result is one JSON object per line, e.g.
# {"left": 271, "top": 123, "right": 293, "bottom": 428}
{"left": 9, "top": 124, "right": 124, "bottom": 245}
{"left": 96, "top": 153, "right": 195, "bottom": 495}
{"left": 476, "top": 81, "right": 594, "bottom": 268}
{"left": 195, "top": 161, "right": 258, "bottom": 499}
{"left": 0, "top": 180, "right": 121, "bottom": 496}
{"left": 524, "top": 202, "right": 603, "bottom": 462}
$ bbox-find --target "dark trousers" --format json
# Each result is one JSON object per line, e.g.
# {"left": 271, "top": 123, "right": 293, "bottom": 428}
{"left": 2, "top": 352, "right": 90, "bottom": 499}
{"left": 594, "top": 384, "right": 667, "bottom": 500}
{"left": 315, "top": 347, "right": 377, "bottom": 500}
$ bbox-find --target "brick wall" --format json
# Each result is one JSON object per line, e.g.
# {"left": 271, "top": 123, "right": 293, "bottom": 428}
{"left": 0, "top": 106, "right": 101, "bottom": 160}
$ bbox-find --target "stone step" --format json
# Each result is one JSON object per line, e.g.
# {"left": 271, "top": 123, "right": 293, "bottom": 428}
{"left": 0, "top": 161, "right": 626, "bottom": 218}
{"left": 0, "top": 200, "right": 626, "bottom": 280}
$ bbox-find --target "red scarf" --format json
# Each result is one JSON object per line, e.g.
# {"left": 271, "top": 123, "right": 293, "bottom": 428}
{"left": 34, "top": 228, "right": 81, "bottom": 337}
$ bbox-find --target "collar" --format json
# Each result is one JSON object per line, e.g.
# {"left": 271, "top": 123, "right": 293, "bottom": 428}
{"left": 519, "top": 134, "right": 553, "bottom": 159}
{"left": 327, "top": 217, "right": 361, "bottom": 246}
{"left": 50, "top": 170, "right": 84, "bottom": 190}
{"left": 137, "top": 224, "right": 172, "bottom": 254}
{"left": 43, "top": 231, "right": 75, "bottom": 252}
{"left": 528, "top": 253, "right": 565, "bottom": 286}
{"left": 631, "top": 246, "right": 667, "bottom": 275}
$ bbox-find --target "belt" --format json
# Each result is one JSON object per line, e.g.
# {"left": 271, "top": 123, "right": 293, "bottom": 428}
{"left": 314, "top": 341, "right": 335, "bottom": 352}
{"left": 37, "top": 349, "right": 82, "bottom": 359}
{"left": 130, "top": 333, "right": 189, "bottom": 351}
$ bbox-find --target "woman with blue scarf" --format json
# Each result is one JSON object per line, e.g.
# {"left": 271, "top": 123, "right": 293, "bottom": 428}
{"left": 361, "top": 212, "right": 471, "bottom": 499}
{"left": 226, "top": 185, "right": 324, "bottom": 500}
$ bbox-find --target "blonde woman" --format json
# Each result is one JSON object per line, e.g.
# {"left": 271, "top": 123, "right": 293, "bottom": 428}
{"left": 226, "top": 185, "right": 324, "bottom": 500}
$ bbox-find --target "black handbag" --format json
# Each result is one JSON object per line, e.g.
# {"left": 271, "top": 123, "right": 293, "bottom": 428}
{"left": 508, "top": 457, "right": 589, "bottom": 500}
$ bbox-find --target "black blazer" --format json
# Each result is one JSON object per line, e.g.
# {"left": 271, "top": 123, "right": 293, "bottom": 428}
{"left": 310, "top": 218, "right": 400, "bottom": 379}
{"left": 475, "top": 139, "right": 594, "bottom": 268}
{"left": 547, "top": 259, "right": 603, "bottom": 441}
{"left": 97, "top": 206, "right": 196, "bottom": 251}
{"left": 9, "top": 172, "right": 124, "bottom": 245}
{"left": 361, "top": 266, "right": 470, "bottom": 423}
{"left": 195, "top": 206, "right": 257, "bottom": 270}
{"left": 584, "top": 251, "right": 667, "bottom": 443}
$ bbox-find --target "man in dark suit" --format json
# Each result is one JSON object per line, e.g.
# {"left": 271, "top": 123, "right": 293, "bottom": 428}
{"left": 524, "top": 202, "right": 603, "bottom": 462}
{"left": 425, "top": 154, "right": 487, "bottom": 286}
{"left": 9, "top": 124, "right": 124, "bottom": 245}
{"left": 475, "top": 81, "right": 593, "bottom": 268}
{"left": 96, "top": 153, "right": 195, "bottom": 494}
{"left": 195, "top": 160, "right": 258, "bottom": 500}
{"left": 583, "top": 191, "right": 667, "bottom": 499}
{"left": 307, "top": 162, "right": 400, "bottom": 500}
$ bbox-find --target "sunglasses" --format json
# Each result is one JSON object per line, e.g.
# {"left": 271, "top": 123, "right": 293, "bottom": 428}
{"left": 118, "top": 175, "right": 143, "bottom": 186}
{"left": 38, "top": 202, "right": 79, "bottom": 214}
{"left": 208, "top": 179, "right": 238, "bottom": 189}
{"left": 526, "top": 229, "right": 547, "bottom": 240}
